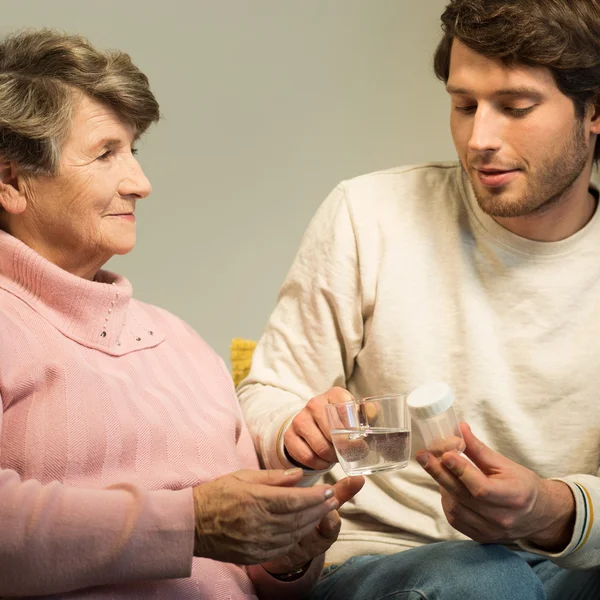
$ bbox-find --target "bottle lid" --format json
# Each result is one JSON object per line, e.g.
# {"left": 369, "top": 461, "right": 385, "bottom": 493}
{"left": 407, "top": 382, "right": 455, "bottom": 420}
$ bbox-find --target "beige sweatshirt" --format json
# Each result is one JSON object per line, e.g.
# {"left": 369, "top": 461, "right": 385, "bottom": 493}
{"left": 237, "top": 162, "right": 600, "bottom": 570}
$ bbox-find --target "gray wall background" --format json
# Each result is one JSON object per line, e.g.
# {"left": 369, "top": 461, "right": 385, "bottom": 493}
{"left": 3, "top": 0, "right": 456, "bottom": 362}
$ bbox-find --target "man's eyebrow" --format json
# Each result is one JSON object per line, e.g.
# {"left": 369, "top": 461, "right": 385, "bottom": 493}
{"left": 446, "top": 85, "right": 544, "bottom": 98}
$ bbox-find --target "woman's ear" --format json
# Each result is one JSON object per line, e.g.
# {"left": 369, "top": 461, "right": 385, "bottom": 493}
{"left": 0, "top": 160, "right": 26, "bottom": 215}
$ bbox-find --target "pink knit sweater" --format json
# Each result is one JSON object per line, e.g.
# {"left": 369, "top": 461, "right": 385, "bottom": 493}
{"left": 0, "top": 230, "right": 322, "bottom": 599}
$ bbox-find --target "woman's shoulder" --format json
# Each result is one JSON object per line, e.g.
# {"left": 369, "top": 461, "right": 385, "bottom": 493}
{"left": 130, "top": 299, "right": 236, "bottom": 399}
{"left": 130, "top": 298, "right": 200, "bottom": 337}
{"left": 0, "top": 290, "right": 44, "bottom": 386}
{"left": 0, "top": 288, "right": 37, "bottom": 337}
{"left": 130, "top": 298, "right": 224, "bottom": 366}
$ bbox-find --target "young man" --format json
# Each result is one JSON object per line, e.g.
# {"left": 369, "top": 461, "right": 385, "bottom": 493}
{"left": 238, "top": 1, "right": 600, "bottom": 597}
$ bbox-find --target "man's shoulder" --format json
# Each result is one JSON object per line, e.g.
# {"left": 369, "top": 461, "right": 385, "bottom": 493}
{"left": 342, "top": 161, "right": 461, "bottom": 190}
{"left": 334, "top": 161, "right": 465, "bottom": 216}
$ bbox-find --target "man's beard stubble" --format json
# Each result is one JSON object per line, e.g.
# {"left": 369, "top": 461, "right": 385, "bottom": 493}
{"left": 465, "top": 120, "right": 590, "bottom": 219}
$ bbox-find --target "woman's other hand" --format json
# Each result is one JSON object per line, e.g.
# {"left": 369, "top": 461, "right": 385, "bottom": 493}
{"left": 260, "top": 475, "right": 366, "bottom": 575}
{"left": 192, "top": 468, "right": 339, "bottom": 564}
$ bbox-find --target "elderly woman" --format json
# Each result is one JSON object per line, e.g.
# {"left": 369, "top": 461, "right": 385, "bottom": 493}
{"left": 0, "top": 29, "right": 363, "bottom": 599}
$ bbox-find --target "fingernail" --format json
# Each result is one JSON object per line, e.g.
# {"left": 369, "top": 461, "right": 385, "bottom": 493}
{"left": 325, "top": 515, "right": 338, "bottom": 528}
{"left": 442, "top": 456, "right": 455, "bottom": 469}
{"left": 416, "top": 453, "right": 429, "bottom": 468}
{"left": 327, "top": 498, "right": 339, "bottom": 510}
{"left": 284, "top": 467, "right": 302, "bottom": 476}
{"left": 324, "top": 488, "right": 335, "bottom": 499}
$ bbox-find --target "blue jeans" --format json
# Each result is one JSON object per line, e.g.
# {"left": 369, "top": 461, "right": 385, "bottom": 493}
{"left": 311, "top": 541, "right": 600, "bottom": 600}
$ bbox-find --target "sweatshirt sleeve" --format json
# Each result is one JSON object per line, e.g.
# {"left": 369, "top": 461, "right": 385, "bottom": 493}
{"left": 237, "top": 183, "right": 364, "bottom": 486}
{"left": 0, "top": 429, "right": 194, "bottom": 597}
{"left": 518, "top": 474, "right": 600, "bottom": 569}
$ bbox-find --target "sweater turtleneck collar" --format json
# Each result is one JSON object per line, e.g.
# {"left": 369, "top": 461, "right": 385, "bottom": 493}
{"left": 0, "top": 230, "right": 164, "bottom": 355}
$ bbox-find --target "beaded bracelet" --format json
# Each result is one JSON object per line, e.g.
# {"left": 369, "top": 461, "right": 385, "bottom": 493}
{"left": 263, "top": 560, "right": 312, "bottom": 582}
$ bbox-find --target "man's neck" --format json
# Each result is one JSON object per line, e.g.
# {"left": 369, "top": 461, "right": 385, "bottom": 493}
{"left": 493, "top": 172, "right": 597, "bottom": 242}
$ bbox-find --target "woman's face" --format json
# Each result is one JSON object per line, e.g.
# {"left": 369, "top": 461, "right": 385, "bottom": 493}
{"left": 5, "top": 93, "right": 152, "bottom": 279}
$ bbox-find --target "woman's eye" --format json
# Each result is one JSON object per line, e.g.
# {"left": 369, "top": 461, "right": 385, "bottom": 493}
{"left": 98, "top": 150, "right": 112, "bottom": 161}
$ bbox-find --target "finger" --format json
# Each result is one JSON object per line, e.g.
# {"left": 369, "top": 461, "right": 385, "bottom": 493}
{"left": 427, "top": 435, "right": 467, "bottom": 458}
{"left": 267, "top": 510, "right": 342, "bottom": 566}
{"left": 232, "top": 468, "right": 305, "bottom": 487}
{"left": 265, "top": 518, "right": 330, "bottom": 558}
{"left": 331, "top": 435, "right": 369, "bottom": 463}
{"left": 267, "top": 500, "right": 338, "bottom": 547}
{"left": 306, "top": 388, "right": 354, "bottom": 441}
{"left": 362, "top": 401, "right": 380, "bottom": 423}
{"left": 273, "top": 518, "right": 338, "bottom": 567}
{"left": 284, "top": 495, "right": 340, "bottom": 531}
{"left": 461, "top": 423, "right": 506, "bottom": 474}
{"left": 317, "top": 510, "right": 342, "bottom": 540}
{"left": 260, "top": 483, "right": 336, "bottom": 514}
{"left": 289, "top": 413, "right": 337, "bottom": 464}
{"left": 313, "top": 403, "right": 337, "bottom": 444}
{"left": 416, "top": 451, "right": 473, "bottom": 504}
{"left": 441, "top": 489, "right": 490, "bottom": 540}
{"left": 440, "top": 489, "right": 512, "bottom": 544}
{"left": 332, "top": 476, "right": 365, "bottom": 507}
{"left": 443, "top": 509, "right": 495, "bottom": 543}
{"left": 440, "top": 450, "right": 499, "bottom": 504}
{"left": 284, "top": 428, "right": 333, "bottom": 470}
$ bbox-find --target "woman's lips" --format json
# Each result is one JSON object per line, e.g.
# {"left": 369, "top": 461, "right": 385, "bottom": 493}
{"left": 109, "top": 213, "right": 135, "bottom": 221}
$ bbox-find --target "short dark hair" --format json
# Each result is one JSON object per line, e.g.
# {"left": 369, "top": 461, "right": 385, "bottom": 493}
{"left": 433, "top": 0, "right": 600, "bottom": 161}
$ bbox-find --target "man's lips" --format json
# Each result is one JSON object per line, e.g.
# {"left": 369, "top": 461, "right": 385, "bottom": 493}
{"left": 474, "top": 167, "right": 521, "bottom": 188}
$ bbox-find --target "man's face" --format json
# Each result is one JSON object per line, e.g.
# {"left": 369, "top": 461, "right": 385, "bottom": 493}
{"left": 448, "top": 40, "right": 594, "bottom": 218}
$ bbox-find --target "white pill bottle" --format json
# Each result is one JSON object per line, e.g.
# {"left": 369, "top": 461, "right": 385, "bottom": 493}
{"left": 407, "top": 382, "right": 466, "bottom": 457}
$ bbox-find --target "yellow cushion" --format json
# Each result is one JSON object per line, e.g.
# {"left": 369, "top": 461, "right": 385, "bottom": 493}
{"left": 230, "top": 338, "right": 257, "bottom": 387}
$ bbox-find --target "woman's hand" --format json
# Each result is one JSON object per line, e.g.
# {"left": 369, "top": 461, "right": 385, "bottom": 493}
{"left": 260, "top": 475, "right": 366, "bottom": 575}
{"left": 192, "top": 468, "right": 340, "bottom": 564}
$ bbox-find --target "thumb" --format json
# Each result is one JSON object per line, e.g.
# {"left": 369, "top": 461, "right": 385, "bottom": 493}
{"left": 461, "top": 423, "right": 505, "bottom": 473}
{"left": 232, "top": 468, "right": 304, "bottom": 487}
{"left": 333, "top": 476, "right": 366, "bottom": 507}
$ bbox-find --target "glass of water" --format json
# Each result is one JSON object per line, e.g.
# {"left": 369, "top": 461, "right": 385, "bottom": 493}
{"left": 325, "top": 394, "right": 411, "bottom": 476}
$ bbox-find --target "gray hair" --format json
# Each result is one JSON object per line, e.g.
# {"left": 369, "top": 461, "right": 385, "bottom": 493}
{"left": 0, "top": 28, "right": 160, "bottom": 177}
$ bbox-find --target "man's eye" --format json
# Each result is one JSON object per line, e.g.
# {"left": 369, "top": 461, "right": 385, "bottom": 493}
{"left": 505, "top": 106, "right": 536, "bottom": 117}
{"left": 454, "top": 106, "right": 476, "bottom": 114}
{"left": 98, "top": 150, "right": 112, "bottom": 161}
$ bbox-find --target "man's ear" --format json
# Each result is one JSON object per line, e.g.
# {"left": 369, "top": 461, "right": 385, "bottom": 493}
{"left": 0, "top": 160, "right": 26, "bottom": 215}
{"left": 586, "top": 94, "right": 600, "bottom": 134}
